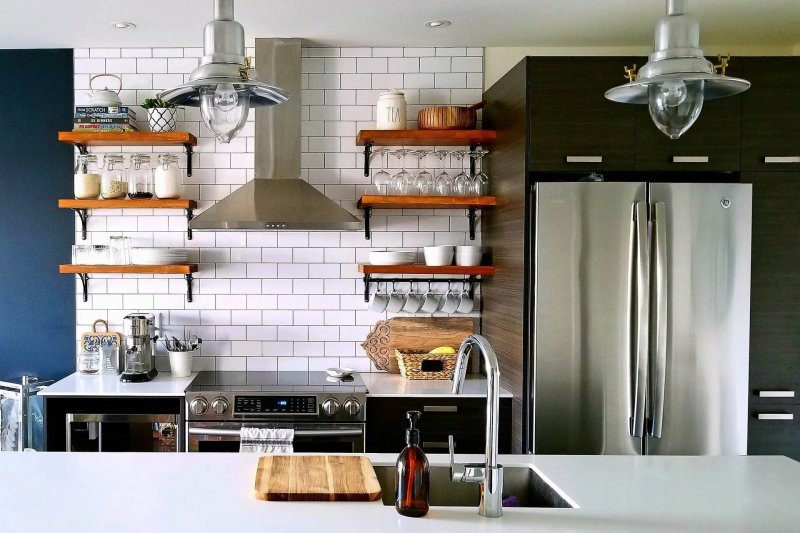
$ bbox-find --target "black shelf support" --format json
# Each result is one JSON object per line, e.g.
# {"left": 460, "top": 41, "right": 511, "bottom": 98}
{"left": 185, "top": 274, "right": 194, "bottom": 302}
{"left": 73, "top": 143, "right": 88, "bottom": 155}
{"left": 363, "top": 207, "right": 372, "bottom": 240}
{"left": 73, "top": 209, "right": 90, "bottom": 241}
{"left": 78, "top": 273, "right": 89, "bottom": 302}
{"left": 362, "top": 274, "right": 479, "bottom": 303}
{"left": 467, "top": 208, "right": 477, "bottom": 241}
{"left": 186, "top": 208, "right": 194, "bottom": 240}
{"left": 363, "top": 142, "right": 373, "bottom": 177}
{"left": 184, "top": 143, "right": 194, "bottom": 177}
{"left": 469, "top": 143, "right": 477, "bottom": 175}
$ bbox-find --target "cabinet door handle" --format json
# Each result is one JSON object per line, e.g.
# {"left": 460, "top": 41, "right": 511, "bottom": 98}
{"left": 423, "top": 405, "right": 458, "bottom": 413}
{"left": 759, "top": 390, "right": 796, "bottom": 398}
{"left": 565, "top": 156, "right": 603, "bottom": 163}
{"left": 423, "top": 441, "right": 450, "bottom": 449}
{"left": 757, "top": 413, "right": 794, "bottom": 420}
{"left": 764, "top": 156, "right": 800, "bottom": 164}
{"left": 672, "top": 156, "right": 709, "bottom": 163}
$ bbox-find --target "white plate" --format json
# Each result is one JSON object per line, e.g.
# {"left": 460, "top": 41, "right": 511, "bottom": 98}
{"left": 326, "top": 367, "right": 354, "bottom": 378}
{"left": 369, "top": 251, "right": 416, "bottom": 265}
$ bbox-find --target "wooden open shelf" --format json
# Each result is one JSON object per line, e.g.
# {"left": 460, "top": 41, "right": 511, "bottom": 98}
{"left": 356, "top": 129, "right": 496, "bottom": 147}
{"left": 59, "top": 198, "right": 196, "bottom": 210}
{"left": 357, "top": 195, "right": 495, "bottom": 210}
{"left": 60, "top": 264, "right": 197, "bottom": 303}
{"left": 358, "top": 264, "right": 495, "bottom": 276}
{"left": 58, "top": 131, "right": 197, "bottom": 147}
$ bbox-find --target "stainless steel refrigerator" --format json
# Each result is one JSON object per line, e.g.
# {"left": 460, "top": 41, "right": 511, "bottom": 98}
{"left": 529, "top": 182, "right": 752, "bottom": 455}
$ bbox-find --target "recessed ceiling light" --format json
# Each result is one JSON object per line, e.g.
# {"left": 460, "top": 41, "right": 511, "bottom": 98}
{"left": 110, "top": 22, "right": 136, "bottom": 29}
{"left": 424, "top": 20, "right": 451, "bottom": 28}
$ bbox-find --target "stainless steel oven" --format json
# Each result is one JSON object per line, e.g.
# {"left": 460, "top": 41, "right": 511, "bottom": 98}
{"left": 187, "top": 421, "right": 364, "bottom": 453}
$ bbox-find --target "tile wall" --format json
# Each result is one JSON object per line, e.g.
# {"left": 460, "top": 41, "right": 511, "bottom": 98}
{"left": 72, "top": 45, "right": 484, "bottom": 372}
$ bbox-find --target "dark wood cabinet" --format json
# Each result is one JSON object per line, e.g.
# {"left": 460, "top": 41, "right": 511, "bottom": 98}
{"left": 634, "top": 58, "right": 743, "bottom": 173}
{"left": 741, "top": 57, "right": 800, "bottom": 172}
{"left": 365, "top": 396, "right": 512, "bottom": 454}
{"left": 529, "top": 57, "right": 638, "bottom": 172}
{"left": 748, "top": 405, "right": 800, "bottom": 461}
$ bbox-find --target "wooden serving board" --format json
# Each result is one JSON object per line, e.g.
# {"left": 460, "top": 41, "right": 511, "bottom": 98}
{"left": 81, "top": 319, "right": 122, "bottom": 352}
{"left": 254, "top": 455, "right": 382, "bottom": 502}
{"left": 361, "top": 317, "right": 473, "bottom": 373}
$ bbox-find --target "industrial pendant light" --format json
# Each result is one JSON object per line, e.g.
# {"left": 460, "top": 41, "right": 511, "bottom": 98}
{"left": 605, "top": 0, "right": 750, "bottom": 139}
{"left": 160, "top": 0, "right": 288, "bottom": 143}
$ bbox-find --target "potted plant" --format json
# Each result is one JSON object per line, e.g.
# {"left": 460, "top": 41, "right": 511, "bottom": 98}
{"left": 142, "top": 97, "right": 179, "bottom": 133}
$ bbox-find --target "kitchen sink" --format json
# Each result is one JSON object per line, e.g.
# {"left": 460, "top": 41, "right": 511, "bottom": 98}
{"left": 372, "top": 465, "right": 573, "bottom": 508}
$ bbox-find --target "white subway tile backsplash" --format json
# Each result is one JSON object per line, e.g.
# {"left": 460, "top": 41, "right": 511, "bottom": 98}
{"left": 74, "top": 44, "right": 482, "bottom": 369}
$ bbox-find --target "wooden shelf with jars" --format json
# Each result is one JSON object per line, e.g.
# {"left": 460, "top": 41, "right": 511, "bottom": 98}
{"left": 60, "top": 264, "right": 198, "bottom": 303}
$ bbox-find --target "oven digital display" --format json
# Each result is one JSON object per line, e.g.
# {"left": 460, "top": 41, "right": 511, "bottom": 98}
{"left": 234, "top": 396, "right": 317, "bottom": 414}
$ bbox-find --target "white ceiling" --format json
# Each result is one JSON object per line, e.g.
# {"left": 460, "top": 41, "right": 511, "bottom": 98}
{"left": 3, "top": 0, "right": 799, "bottom": 49}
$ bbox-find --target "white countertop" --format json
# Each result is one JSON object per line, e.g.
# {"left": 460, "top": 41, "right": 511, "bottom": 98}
{"left": 1, "top": 453, "right": 798, "bottom": 532}
{"left": 39, "top": 372, "right": 197, "bottom": 397}
{"left": 362, "top": 372, "right": 513, "bottom": 398}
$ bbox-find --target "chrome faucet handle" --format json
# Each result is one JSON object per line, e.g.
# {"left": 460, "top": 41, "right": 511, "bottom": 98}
{"left": 448, "top": 435, "right": 465, "bottom": 482}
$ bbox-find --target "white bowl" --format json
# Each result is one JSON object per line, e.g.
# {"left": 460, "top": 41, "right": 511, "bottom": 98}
{"left": 456, "top": 246, "right": 483, "bottom": 266}
{"left": 424, "top": 246, "right": 455, "bottom": 266}
{"left": 369, "top": 250, "right": 416, "bottom": 265}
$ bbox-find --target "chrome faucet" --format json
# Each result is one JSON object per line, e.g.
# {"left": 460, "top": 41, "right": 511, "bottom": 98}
{"left": 448, "top": 334, "right": 503, "bottom": 518}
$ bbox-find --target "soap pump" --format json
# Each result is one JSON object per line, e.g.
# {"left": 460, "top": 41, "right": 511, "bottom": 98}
{"left": 395, "top": 410, "right": 430, "bottom": 517}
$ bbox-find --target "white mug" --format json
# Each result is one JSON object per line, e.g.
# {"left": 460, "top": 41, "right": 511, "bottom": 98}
{"left": 402, "top": 285, "right": 423, "bottom": 313}
{"left": 369, "top": 283, "right": 389, "bottom": 312}
{"left": 438, "top": 286, "right": 460, "bottom": 314}
{"left": 419, "top": 284, "right": 440, "bottom": 314}
{"left": 456, "top": 287, "right": 474, "bottom": 314}
{"left": 386, "top": 284, "right": 407, "bottom": 313}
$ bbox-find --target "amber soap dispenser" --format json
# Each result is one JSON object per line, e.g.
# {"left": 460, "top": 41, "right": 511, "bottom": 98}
{"left": 395, "top": 410, "right": 430, "bottom": 517}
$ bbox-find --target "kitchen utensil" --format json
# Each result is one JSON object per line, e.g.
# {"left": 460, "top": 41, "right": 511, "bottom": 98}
{"left": 417, "top": 100, "right": 486, "bottom": 130}
{"left": 368, "top": 250, "right": 416, "bottom": 266}
{"left": 385, "top": 283, "right": 407, "bottom": 313}
{"left": 121, "top": 313, "right": 158, "bottom": 383}
{"left": 368, "top": 283, "right": 389, "bottom": 312}
{"left": 76, "top": 350, "right": 101, "bottom": 375}
{"left": 438, "top": 284, "right": 460, "bottom": 313}
{"left": 424, "top": 245, "right": 454, "bottom": 266}
{"left": 253, "top": 455, "right": 382, "bottom": 502}
{"left": 86, "top": 74, "right": 123, "bottom": 107}
{"left": 326, "top": 367, "right": 354, "bottom": 378}
{"left": 361, "top": 317, "right": 473, "bottom": 373}
{"left": 168, "top": 350, "right": 194, "bottom": 378}
{"left": 81, "top": 319, "right": 122, "bottom": 353}
{"left": 456, "top": 245, "right": 483, "bottom": 266}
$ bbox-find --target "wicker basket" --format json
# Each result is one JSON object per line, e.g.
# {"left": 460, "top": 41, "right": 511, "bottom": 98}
{"left": 395, "top": 349, "right": 458, "bottom": 380}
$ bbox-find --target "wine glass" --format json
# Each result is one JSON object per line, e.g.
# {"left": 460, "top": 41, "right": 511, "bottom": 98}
{"left": 469, "top": 148, "right": 489, "bottom": 195}
{"left": 412, "top": 150, "right": 433, "bottom": 195}
{"left": 372, "top": 148, "right": 392, "bottom": 195}
{"left": 391, "top": 149, "right": 414, "bottom": 195}
{"left": 451, "top": 150, "right": 471, "bottom": 196}
{"left": 432, "top": 150, "right": 452, "bottom": 196}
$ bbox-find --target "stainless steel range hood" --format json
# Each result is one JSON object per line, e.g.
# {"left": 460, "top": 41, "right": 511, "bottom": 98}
{"left": 190, "top": 38, "right": 362, "bottom": 231}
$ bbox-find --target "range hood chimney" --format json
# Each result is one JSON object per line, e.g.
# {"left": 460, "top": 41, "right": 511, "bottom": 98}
{"left": 189, "top": 38, "right": 362, "bottom": 231}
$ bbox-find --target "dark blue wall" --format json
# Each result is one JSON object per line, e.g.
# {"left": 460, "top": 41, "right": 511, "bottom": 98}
{"left": 0, "top": 49, "right": 75, "bottom": 381}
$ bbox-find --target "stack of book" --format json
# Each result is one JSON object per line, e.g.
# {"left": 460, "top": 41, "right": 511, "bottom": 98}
{"left": 73, "top": 106, "right": 138, "bottom": 132}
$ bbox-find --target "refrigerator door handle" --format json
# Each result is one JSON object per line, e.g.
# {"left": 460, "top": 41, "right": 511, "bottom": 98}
{"left": 649, "top": 202, "right": 668, "bottom": 438}
{"left": 629, "top": 201, "right": 650, "bottom": 438}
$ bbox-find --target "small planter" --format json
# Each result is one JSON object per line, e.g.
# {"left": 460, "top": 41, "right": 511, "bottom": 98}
{"left": 168, "top": 350, "right": 195, "bottom": 377}
{"left": 148, "top": 108, "right": 177, "bottom": 133}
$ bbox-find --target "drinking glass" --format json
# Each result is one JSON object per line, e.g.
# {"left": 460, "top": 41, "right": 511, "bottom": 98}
{"left": 109, "top": 236, "right": 132, "bottom": 265}
{"left": 432, "top": 150, "right": 452, "bottom": 196}
{"left": 412, "top": 150, "right": 433, "bottom": 195}
{"left": 390, "top": 149, "right": 414, "bottom": 195}
{"left": 451, "top": 150, "right": 471, "bottom": 196}
{"left": 470, "top": 148, "right": 490, "bottom": 195}
{"left": 372, "top": 148, "right": 392, "bottom": 195}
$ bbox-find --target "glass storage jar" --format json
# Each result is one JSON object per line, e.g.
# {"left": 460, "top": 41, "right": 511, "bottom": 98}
{"left": 127, "top": 154, "right": 154, "bottom": 199}
{"left": 154, "top": 154, "right": 183, "bottom": 199}
{"left": 76, "top": 350, "right": 101, "bottom": 374}
{"left": 101, "top": 154, "right": 128, "bottom": 199}
{"left": 74, "top": 154, "right": 100, "bottom": 199}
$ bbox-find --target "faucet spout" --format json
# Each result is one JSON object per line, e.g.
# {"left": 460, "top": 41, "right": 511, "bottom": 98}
{"left": 449, "top": 334, "right": 503, "bottom": 518}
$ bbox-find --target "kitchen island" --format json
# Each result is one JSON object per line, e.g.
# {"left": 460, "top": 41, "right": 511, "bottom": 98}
{"left": 1, "top": 453, "right": 797, "bottom": 532}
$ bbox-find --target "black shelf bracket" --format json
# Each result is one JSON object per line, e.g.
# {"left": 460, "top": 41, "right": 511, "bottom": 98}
{"left": 467, "top": 208, "right": 477, "bottom": 241}
{"left": 74, "top": 143, "right": 88, "bottom": 155}
{"left": 363, "top": 142, "right": 373, "bottom": 177}
{"left": 73, "top": 209, "right": 90, "bottom": 241}
{"left": 362, "top": 274, "right": 478, "bottom": 303}
{"left": 186, "top": 208, "right": 194, "bottom": 240}
{"left": 185, "top": 274, "right": 194, "bottom": 302}
{"left": 184, "top": 144, "right": 194, "bottom": 177}
{"left": 78, "top": 273, "right": 89, "bottom": 302}
{"left": 363, "top": 207, "right": 372, "bottom": 240}
{"left": 469, "top": 143, "right": 477, "bottom": 175}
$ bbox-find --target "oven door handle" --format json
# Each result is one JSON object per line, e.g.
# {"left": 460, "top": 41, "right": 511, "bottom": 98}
{"left": 188, "top": 428, "right": 363, "bottom": 438}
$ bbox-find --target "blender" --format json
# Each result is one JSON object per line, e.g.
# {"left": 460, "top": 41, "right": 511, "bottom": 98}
{"left": 121, "top": 313, "right": 159, "bottom": 383}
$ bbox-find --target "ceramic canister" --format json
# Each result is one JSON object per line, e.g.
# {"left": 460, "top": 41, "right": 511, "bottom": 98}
{"left": 376, "top": 89, "right": 407, "bottom": 130}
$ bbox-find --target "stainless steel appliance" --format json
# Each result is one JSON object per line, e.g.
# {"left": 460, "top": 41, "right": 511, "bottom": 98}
{"left": 66, "top": 414, "right": 180, "bottom": 452}
{"left": 121, "top": 313, "right": 158, "bottom": 383}
{"left": 485, "top": 181, "right": 752, "bottom": 455}
{"left": 0, "top": 376, "right": 52, "bottom": 451}
{"left": 186, "top": 371, "right": 367, "bottom": 453}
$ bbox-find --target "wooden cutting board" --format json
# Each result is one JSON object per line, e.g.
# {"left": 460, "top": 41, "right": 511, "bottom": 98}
{"left": 254, "top": 455, "right": 382, "bottom": 502}
{"left": 81, "top": 319, "right": 122, "bottom": 352}
{"left": 361, "top": 317, "right": 473, "bottom": 373}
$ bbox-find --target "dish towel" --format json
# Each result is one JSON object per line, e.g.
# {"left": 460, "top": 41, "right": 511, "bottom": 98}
{"left": 239, "top": 427, "right": 295, "bottom": 454}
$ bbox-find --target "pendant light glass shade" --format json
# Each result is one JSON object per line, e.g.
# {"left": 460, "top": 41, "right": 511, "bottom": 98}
{"left": 605, "top": 0, "right": 749, "bottom": 139}
{"left": 159, "top": 0, "right": 287, "bottom": 143}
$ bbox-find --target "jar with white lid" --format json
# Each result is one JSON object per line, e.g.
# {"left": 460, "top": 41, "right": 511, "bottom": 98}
{"left": 376, "top": 89, "right": 407, "bottom": 130}
{"left": 101, "top": 154, "right": 127, "bottom": 199}
{"left": 127, "top": 154, "right": 154, "bottom": 199}
{"left": 154, "top": 154, "right": 183, "bottom": 199}
{"left": 74, "top": 154, "right": 100, "bottom": 199}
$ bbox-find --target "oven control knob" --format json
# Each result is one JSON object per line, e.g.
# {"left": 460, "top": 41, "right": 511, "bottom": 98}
{"left": 322, "top": 398, "right": 340, "bottom": 416}
{"left": 343, "top": 398, "right": 361, "bottom": 416}
{"left": 189, "top": 397, "right": 208, "bottom": 415}
{"left": 211, "top": 397, "right": 229, "bottom": 415}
